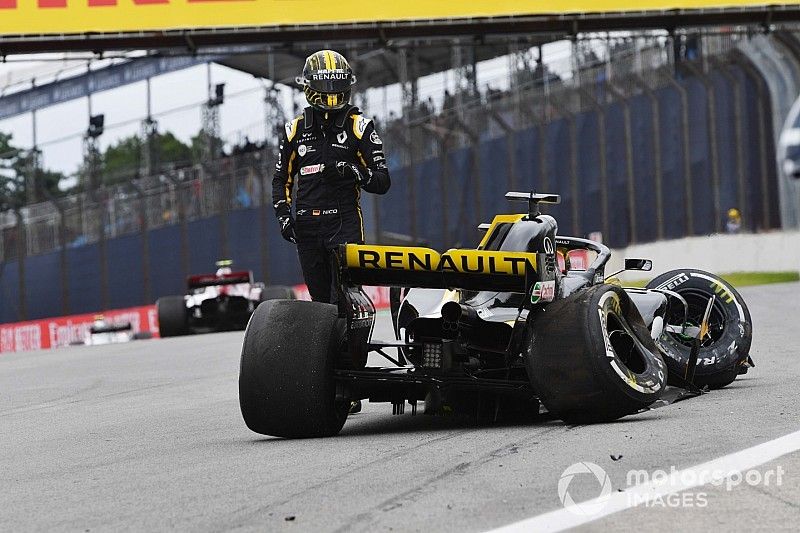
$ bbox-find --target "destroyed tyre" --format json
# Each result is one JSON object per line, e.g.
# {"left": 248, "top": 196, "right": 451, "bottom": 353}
{"left": 526, "top": 284, "right": 667, "bottom": 424}
{"left": 239, "top": 300, "right": 349, "bottom": 438}
{"left": 646, "top": 269, "right": 752, "bottom": 389}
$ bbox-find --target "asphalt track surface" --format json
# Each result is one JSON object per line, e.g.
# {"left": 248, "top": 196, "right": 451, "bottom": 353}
{"left": 2, "top": 282, "right": 800, "bottom": 532}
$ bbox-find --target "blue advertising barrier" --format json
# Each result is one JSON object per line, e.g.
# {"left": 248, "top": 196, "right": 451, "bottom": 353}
{"left": 0, "top": 64, "right": 783, "bottom": 323}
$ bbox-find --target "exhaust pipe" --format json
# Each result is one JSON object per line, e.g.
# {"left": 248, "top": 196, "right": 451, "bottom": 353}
{"left": 441, "top": 301, "right": 481, "bottom": 331}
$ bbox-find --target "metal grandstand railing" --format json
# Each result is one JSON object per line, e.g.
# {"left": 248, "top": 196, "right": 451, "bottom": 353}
{"left": 1, "top": 151, "right": 272, "bottom": 262}
{"left": 0, "top": 30, "right": 776, "bottom": 263}
{"left": 381, "top": 32, "right": 744, "bottom": 165}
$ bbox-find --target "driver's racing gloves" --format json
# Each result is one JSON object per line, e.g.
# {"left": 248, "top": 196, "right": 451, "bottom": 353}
{"left": 274, "top": 200, "right": 297, "bottom": 244}
{"left": 278, "top": 215, "right": 296, "bottom": 244}
{"left": 279, "top": 216, "right": 296, "bottom": 244}
{"left": 336, "top": 161, "right": 373, "bottom": 188}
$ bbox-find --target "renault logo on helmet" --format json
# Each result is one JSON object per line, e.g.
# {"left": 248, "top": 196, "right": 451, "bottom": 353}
{"left": 312, "top": 72, "right": 349, "bottom": 81}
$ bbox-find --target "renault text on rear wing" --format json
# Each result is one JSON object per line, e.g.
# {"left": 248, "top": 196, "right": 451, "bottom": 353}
{"left": 340, "top": 244, "right": 539, "bottom": 293}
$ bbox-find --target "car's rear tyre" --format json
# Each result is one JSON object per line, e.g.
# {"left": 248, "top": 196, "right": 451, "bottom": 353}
{"left": 646, "top": 269, "right": 752, "bottom": 389}
{"left": 526, "top": 285, "right": 667, "bottom": 424}
{"left": 156, "top": 296, "right": 189, "bottom": 337}
{"left": 239, "top": 300, "right": 349, "bottom": 438}
{"left": 260, "top": 285, "right": 296, "bottom": 302}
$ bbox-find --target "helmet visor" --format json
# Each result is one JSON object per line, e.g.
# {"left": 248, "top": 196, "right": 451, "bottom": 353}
{"left": 306, "top": 70, "right": 354, "bottom": 93}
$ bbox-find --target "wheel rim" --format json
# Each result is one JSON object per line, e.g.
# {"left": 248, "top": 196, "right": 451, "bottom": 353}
{"left": 605, "top": 313, "right": 647, "bottom": 374}
{"left": 666, "top": 289, "right": 727, "bottom": 348}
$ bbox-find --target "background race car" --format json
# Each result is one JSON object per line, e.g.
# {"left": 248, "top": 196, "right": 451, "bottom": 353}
{"left": 78, "top": 315, "right": 153, "bottom": 346}
{"left": 156, "top": 260, "right": 295, "bottom": 337}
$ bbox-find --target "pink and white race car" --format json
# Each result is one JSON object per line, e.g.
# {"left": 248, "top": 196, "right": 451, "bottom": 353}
{"left": 156, "top": 261, "right": 295, "bottom": 337}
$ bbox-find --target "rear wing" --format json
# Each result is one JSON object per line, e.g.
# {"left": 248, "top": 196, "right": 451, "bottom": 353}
{"left": 187, "top": 270, "right": 253, "bottom": 290}
{"left": 338, "top": 244, "right": 540, "bottom": 294}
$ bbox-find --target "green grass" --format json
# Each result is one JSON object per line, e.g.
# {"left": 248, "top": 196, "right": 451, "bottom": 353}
{"left": 624, "top": 271, "right": 800, "bottom": 289}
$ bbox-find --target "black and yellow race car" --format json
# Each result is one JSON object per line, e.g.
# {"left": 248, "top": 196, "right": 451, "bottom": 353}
{"left": 239, "top": 192, "right": 754, "bottom": 438}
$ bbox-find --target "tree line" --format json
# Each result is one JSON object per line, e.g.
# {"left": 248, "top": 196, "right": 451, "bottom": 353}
{"left": 0, "top": 129, "right": 218, "bottom": 209}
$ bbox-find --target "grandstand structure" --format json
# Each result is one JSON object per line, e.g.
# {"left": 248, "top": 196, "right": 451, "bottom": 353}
{"left": 2, "top": 3, "right": 800, "bottom": 322}
{"left": 2, "top": 3, "right": 800, "bottom": 53}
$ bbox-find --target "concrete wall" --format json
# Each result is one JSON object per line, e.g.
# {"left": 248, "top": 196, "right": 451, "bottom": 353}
{"left": 609, "top": 231, "right": 800, "bottom": 281}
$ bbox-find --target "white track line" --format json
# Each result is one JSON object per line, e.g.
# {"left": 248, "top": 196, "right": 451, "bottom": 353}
{"left": 489, "top": 429, "right": 800, "bottom": 533}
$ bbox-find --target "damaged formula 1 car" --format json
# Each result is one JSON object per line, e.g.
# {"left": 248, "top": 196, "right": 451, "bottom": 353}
{"left": 157, "top": 260, "right": 295, "bottom": 337}
{"left": 239, "top": 193, "right": 754, "bottom": 438}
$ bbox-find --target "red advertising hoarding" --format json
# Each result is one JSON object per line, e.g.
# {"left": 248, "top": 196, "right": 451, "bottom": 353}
{"left": 0, "top": 305, "right": 158, "bottom": 353}
{"left": 0, "top": 285, "right": 391, "bottom": 354}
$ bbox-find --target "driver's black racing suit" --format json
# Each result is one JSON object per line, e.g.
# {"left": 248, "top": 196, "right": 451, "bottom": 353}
{"left": 272, "top": 105, "right": 390, "bottom": 302}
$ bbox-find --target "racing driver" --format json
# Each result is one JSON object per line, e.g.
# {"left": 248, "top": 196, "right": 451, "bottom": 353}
{"left": 273, "top": 49, "right": 391, "bottom": 303}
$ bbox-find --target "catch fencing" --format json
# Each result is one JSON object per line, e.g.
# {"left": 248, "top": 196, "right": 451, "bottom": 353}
{"left": 0, "top": 34, "right": 789, "bottom": 323}
{"left": 378, "top": 47, "right": 781, "bottom": 252}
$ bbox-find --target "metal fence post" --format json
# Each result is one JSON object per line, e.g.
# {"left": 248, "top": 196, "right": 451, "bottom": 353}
{"left": 140, "top": 194, "right": 151, "bottom": 305}
{"left": 537, "top": 121, "right": 549, "bottom": 193}
{"left": 258, "top": 158, "right": 272, "bottom": 284}
{"left": 130, "top": 182, "right": 151, "bottom": 304}
{"left": 569, "top": 113, "right": 580, "bottom": 237}
{"left": 95, "top": 190, "right": 109, "bottom": 311}
{"left": 732, "top": 51, "right": 773, "bottom": 231}
{"left": 77, "top": 194, "right": 85, "bottom": 248}
{"left": 52, "top": 200, "right": 70, "bottom": 314}
{"left": 434, "top": 127, "right": 452, "bottom": 246}
{"left": 488, "top": 109, "right": 518, "bottom": 193}
{"left": 164, "top": 175, "right": 190, "bottom": 280}
{"left": 219, "top": 169, "right": 232, "bottom": 260}
{"left": 388, "top": 121, "right": 417, "bottom": 244}
{"left": 547, "top": 97, "right": 580, "bottom": 236}
{"left": 683, "top": 61, "right": 723, "bottom": 233}
{"left": 397, "top": 47, "right": 419, "bottom": 244}
{"left": 15, "top": 210, "right": 27, "bottom": 321}
{"left": 178, "top": 184, "right": 190, "bottom": 279}
{"left": 452, "top": 116, "right": 483, "bottom": 227}
{"left": 713, "top": 58, "right": 748, "bottom": 231}
{"left": 607, "top": 83, "right": 637, "bottom": 244}
{"left": 406, "top": 123, "right": 418, "bottom": 244}
{"left": 633, "top": 76, "right": 665, "bottom": 240}
{"left": 665, "top": 76, "right": 695, "bottom": 235}
{"left": 577, "top": 87, "right": 610, "bottom": 242}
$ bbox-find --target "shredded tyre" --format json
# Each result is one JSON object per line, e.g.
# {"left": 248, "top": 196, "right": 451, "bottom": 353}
{"left": 646, "top": 269, "right": 752, "bottom": 389}
{"left": 526, "top": 284, "right": 667, "bottom": 424}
